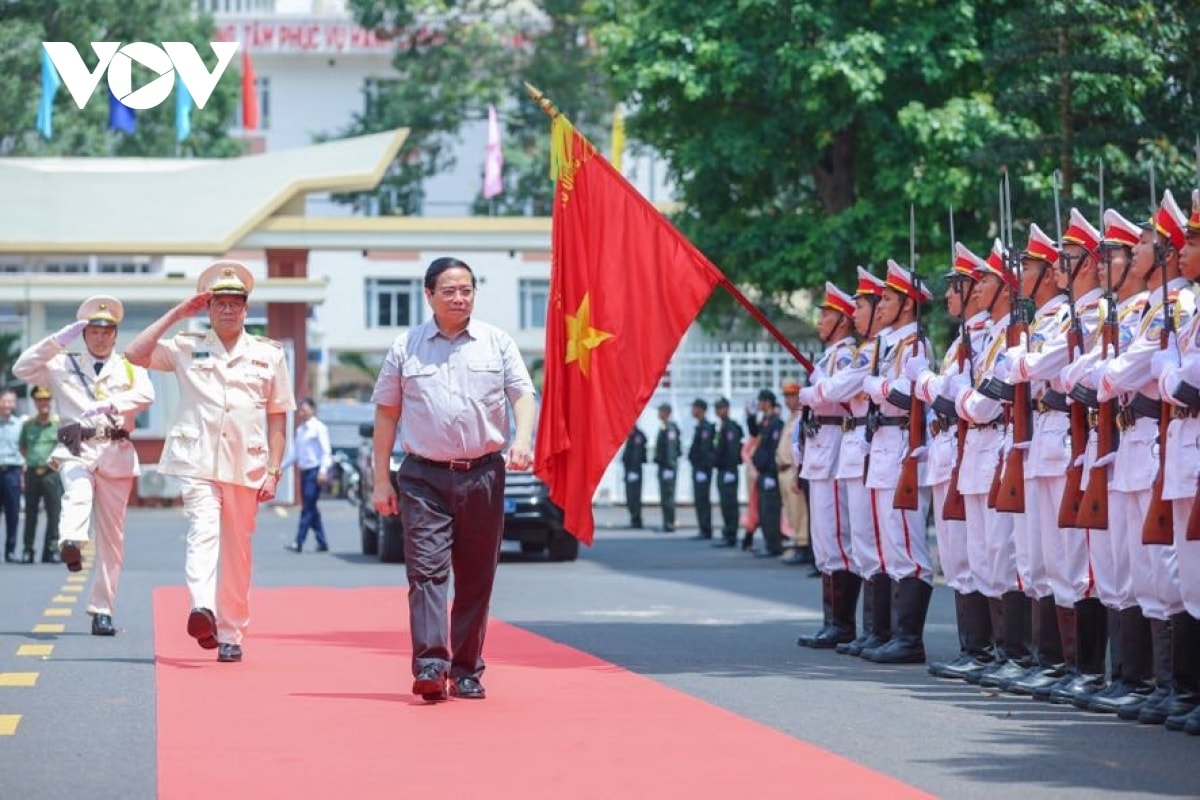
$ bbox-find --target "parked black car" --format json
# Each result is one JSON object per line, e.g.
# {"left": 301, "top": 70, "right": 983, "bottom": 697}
{"left": 356, "top": 424, "right": 578, "bottom": 562}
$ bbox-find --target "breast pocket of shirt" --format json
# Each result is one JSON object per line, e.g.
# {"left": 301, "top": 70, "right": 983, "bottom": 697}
{"left": 467, "top": 359, "right": 504, "bottom": 408}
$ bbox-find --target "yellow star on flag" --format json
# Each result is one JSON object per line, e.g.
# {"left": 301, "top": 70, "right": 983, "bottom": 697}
{"left": 565, "top": 292, "right": 613, "bottom": 377}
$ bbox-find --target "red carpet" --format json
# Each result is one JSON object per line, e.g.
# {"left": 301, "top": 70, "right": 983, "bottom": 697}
{"left": 155, "top": 587, "right": 930, "bottom": 799}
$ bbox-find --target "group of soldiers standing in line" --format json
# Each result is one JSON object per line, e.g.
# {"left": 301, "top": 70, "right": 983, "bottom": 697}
{"left": 787, "top": 185, "right": 1200, "bottom": 736}
{"left": 622, "top": 386, "right": 817, "bottom": 569}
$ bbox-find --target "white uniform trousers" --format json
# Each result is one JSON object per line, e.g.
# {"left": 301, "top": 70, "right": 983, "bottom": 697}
{"left": 846, "top": 477, "right": 883, "bottom": 579}
{"left": 1113, "top": 488, "right": 1183, "bottom": 620}
{"left": 809, "top": 477, "right": 853, "bottom": 574}
{"left": 58, "top": 459, "right": 133, "bottom": 616}
{"left": 1011, "top": 483, "right": 1050, "bottom": 599}
{"left": 1030, "top": 474, "right": 1093, "bottom": 606}
{"left": 964, "top": 493, "right": 1017, "bottom": 599}
{"left": 180, "top": 478, "right": 261, "bottom": 646}
{"left": 1175, "top": 498, "right": 1200, "bottom": 619}
{"left": 871, "top": 487, "right": 933, "bottom": 583}
{"left": 931, "top": 481, "right": 973, "bottom": 593}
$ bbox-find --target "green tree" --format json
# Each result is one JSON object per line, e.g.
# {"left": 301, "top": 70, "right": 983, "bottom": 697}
{"left": 0, "top": 0, "right": 241, "bottom": 157}
{"left": 337, "top": 0, "right": 614, "bottom": 216}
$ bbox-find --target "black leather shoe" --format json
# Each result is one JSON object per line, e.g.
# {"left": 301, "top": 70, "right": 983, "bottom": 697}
{"left": 41, "top": 550, "right": 60, "bottom": 564}
{"left": 315, "top": 544, "right": 329, "bottom": 552}
{"left": 3, "top": 551, "right": 14, "bottom": 563}
{"left": 187, "top": 607, "right": 219, "bottom": 650}
{"left": 91, "top": 613, "right": 116, "bottom": 636}
{"left": 779, "top": 552, "right": 808, "bottom": 566}
{"left": 20, "top": 550, "right": 33, "bottom": 564}
{"left": 60, "top": 541, "right": 82, "bottom": 572}
{"left": 285, "top": 542, "right": 302, "bottom": 552}
{"left": 413, "top": 664, "right": 447, "bottom": 702}
{"left": 689, "top": 533, "right": 713, "bottom": 541}
{"left": 217, "top": 643, "right": 243, "bottom": 662}
{"left": 752, "top": 549, "right": 783, "bottom": 558}
{"left": 449, "top": 676, "right": 486, "bottom": 699}
{"left": 712, "top": 539, "right": 736, "bottom": 548}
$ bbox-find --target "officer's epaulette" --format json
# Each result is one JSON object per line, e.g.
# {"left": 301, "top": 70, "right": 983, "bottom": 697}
{"left": 253, "top": 335, "right": 283, "bottom": 348}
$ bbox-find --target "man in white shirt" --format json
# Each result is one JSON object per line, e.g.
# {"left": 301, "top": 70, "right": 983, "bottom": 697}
{"left": 283, "top": 398, "right": 333, "bottom": 552}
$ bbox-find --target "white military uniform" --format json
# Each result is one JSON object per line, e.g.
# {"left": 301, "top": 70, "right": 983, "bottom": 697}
{"left": 12, "top": 308, "right": 154, "bottom": 618}
{"left": 797, "top": 335, "right": 855, "bottom": 574}
{"left": 149, "top": 316, "right": 295, "bottom": 646}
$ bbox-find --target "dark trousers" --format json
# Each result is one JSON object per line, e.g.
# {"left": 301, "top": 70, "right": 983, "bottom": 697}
{"left": 692, "top": 468, "right": 713, "bottom": 536}
{"left": 658, "top": 468, "right": 677, "bottom": 528}
{"left": 23, "top": 468, "right": 62, "bottom": 556}
{"left": 396, "top": 456, "right": 505, "bottom": 681}
{"left": 294, "top": 468, "right": 327, "bottom": 548}
{"left": 1, "top": 467, "right": 20, "bottom": 556}
{"left": 625, "top": 470, "right": 643, "bottom": 526}
{"left": 757, "top": 476, "right": 783, "bottom": 554}
{"left": 717, "top": 470, "right": 739, "bottom": 541}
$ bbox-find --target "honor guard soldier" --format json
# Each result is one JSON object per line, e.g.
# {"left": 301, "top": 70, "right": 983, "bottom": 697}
{"left": 18, "top": 386, "right": 63, "bottom": 563}
{"left": 794, "top": 282, "right": 860, "bottom": 648}
{"left": 654, "top": 403, "right": 681, "bottom": 532}
{"left": 1155, "top": 188, "right": 1200, "bottom": 734}
{"left": 859, "top": 260, "right": 935, "bottom": 664}
{"left": 995, "top": 225, "right": 1073, "bottom": 696}
{"left": 13, "top": 295, "right": 155, "bottom": 635}
{"left": 822, "top": 267, "right": 892, "bottom": 657}
{"left": 622, "top": 425, "right": 648, "bottom": 529}
{"left": 1009, "top": 209, "right": 1109, "bottom": 703}
{"left": 688, "top": 398, "right": 717, "bottom": 539}
{"left": 911, "top": 245, "right": 994, "bottom": 679}
{"left": 126, "top": 262, "right": 296, "bottom": 663}
{"left": 711, "top": 398, "right": 743, "bottom": 547}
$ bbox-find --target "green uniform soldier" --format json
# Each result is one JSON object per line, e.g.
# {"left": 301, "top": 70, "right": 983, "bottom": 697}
{"left": 18, "top": 386, "right": 62, "bottom": 563}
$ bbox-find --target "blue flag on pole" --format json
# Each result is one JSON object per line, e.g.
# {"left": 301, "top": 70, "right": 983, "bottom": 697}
{"left": 36, "top": 47, "right": 60, "bottom": 140}
{"left": 175, "top": 72, "right": 192, "bottom": 143}
{"left": 108, "top": 89, "right": 137, "bottom": 134}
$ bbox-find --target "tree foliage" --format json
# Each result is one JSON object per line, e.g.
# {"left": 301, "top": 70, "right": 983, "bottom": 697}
{"left": 0, "top": 0, "right": 241, "bottom": 157}
{"left": 338, "top": 0, "right": 614, "bottom": 216}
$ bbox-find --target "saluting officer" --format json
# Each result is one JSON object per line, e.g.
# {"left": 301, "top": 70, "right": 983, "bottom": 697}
{"left": 795, "top": 282, "right": 860, "bottom": 648}
{"left": 622, "top": 425, "right": 648, "bottom": 529}
{"left": 126, "top": 262, "right": 295, "bottom": 663}
{"left": 688, "top": 398, "right": 717, "bottom": 539}
{"left": 654, "top": 403, "right": 681, "bottom": 532}
{"left": 711, "top": 398, "right": 743, "bottom": 547}
{"left": 13, "top": 296, "right": 155, "bottom": 636}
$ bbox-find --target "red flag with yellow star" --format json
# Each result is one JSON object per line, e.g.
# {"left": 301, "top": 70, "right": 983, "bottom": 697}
{"left": 535, "top": 114, "right": 724, "bottom": 545}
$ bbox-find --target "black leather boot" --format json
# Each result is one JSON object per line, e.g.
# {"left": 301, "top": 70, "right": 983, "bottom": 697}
{"left": 1050, "top": 598, "right": 1107, "bottom": 705}
{"left": 840, "top": 573, "right": 890, "bottom": 656}
{"left": 1121, "top": 616, "right": 1173, "bottom": 721}
{"left": 971, "top": 596, "right": 1009, "bottom": 685}
{"left": 1088, "top": 606, "right": 1154, "bottom": 714}
{"left": 797, "top": 572, "right": 834, "bottom": 648}
{"left": 836, "top": 573, "right": 873, "bottom": 655}
{"left": 1033, "top": 605, "right": 1079, "bottom": 701}
{"left": 863, "top": 578, "right": 932, "bottom": 664}
{"left": 982, "top": 591, "right": 1035, "bottom": 689}
{"left": 934, "top": 591, "right": 995, "bottom": 681}
{"left": 800, "top": 571, "right": 860, "bottom": 648}
{"left": 1162, "top": 613, "right": 1200, "bottom": 729}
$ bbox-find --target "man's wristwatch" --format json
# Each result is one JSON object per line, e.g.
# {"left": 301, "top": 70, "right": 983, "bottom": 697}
{"left": 267, "top": 467, "right": 283, "bottom": 478}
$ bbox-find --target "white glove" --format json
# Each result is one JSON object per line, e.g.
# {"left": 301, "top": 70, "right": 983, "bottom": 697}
{"left": 905, "top": 445, "right": 928, "bottom": 461}
{"left": 1182, "top": 356, "right": 1200, "bottom": 385}
{"left": 862, "top": 376, "right": 886, "bottom": 400}
{"left": 903, "top": 354, "right": 930, "bottom": 382}
{"left": 797, "top": 386, "right": 817, "bottom": 406}
{"left": 1012, "top": 439, "right": 1031, "bottom": 451}
{"left": 695, "top": 471, "right": 709, "bottom": 483}
{"left": 992, "top": 358, "right": 1012, "bottom": 382}
{"left": 762, "top": 477, "right": 777, "bottom": 491}
{"left": 940, "top": 371, "right": 971, "bottom": 399}
{"left": 722, "top": 471, "right": 737, "bottom": 485}
{"left": 1091, "top": 451, "right": 1117, "bottom": 470}
{"left": 82, "top": 400, "right": 115, "bottom": 417}
{"left": 1073, "top": 453, "right": 1088, "bottom": 468}
{"left": 53, "top": 320, "right": 88, "bottom": 348}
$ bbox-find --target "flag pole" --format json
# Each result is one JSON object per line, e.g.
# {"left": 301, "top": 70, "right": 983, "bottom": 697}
{"left": 524, "top": 83, "right": 813, "bottom": 373}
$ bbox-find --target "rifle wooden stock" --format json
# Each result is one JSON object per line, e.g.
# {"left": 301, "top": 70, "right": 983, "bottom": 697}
{"left": 1058, "top": 331, "right": 1086, "bottom": 528}
{"left": 1077, "top": 316, "right": 1118, "bottom": 530}
{"left": 894, "top": 395, "right": 924, "bottom": 511}
{"left": 996, "top": 321, "right": 1030, "bottom": 514}
{"left": 986, "top": 436, "right": 1003, "bottom": 508}
{"left": 1141, "top": 333, "right": 1174, "bottom": 545}
{"left": 943, "top": 419, "right": 968, "bottom": 520}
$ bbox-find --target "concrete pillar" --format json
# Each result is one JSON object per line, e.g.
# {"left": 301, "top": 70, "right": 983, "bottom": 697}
{"left": 265, "top": 248, "right": 311, "bottom": 400}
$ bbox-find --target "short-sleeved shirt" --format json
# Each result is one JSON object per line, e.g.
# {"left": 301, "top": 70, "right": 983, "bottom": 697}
{"left": 371, "top": 318, "right": 534, "bottom": 461}
{"left": 0, "top": 414, "right": 24, "bottom": 467}
{"left": 149, "top": 329, "right": 296, "bottom": 488}
{"left": 19, "top": 417, "right": 59, "bottom": 468}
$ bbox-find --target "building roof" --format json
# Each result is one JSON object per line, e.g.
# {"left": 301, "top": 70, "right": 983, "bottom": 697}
{"left": 0, "top": 128, "right": 408, "bottom": 255}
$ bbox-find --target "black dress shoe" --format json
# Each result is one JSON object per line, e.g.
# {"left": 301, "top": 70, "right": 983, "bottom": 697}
{"left": 449, "top": 676, "right": 486, "bottom": 699}
{"left": 60, "top": 542, "right": 82, "bottom": 572}
{"left": 217, "top": 643, "right": 243, "bottom": 662}
{"left": 91, "top": 613, "right": 116, "bottom": 636}
{"left": 187, "top": 607, "right": 219, "bottom": 650}
{"left": 689, "top": 533, "right": 713, "bottom": 541}
{"left": 20, "top": 551, "right": 34, "bottom": 564}
{"left": 712, "top": 539, "right": 736, "bottom": 548}
{"left": 41, "top": 550, "right": 60, "bottom": 564}
{"left": 3, "top": 551, "right": 14, "bottom": 563}
{"left": 315, "top": 544, "right": 329, "bottom": 552}
{"left": 752, "top": 549, "right": 783, "bottom": 558}
{"left": 413, "top": 665, "right": 447, "bottom": 702}
{"left": 285, "top": 542, "right": 302, "bottom": 552}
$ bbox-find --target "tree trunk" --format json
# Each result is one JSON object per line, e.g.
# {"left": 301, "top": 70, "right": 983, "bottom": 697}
{"left": 812, "top": 125, "right": 856, "bottom": 215}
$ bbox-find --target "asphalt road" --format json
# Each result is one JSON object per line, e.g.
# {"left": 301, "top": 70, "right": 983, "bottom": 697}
{"left": 1, "top": 499, "right": 1197, "bottom": 799}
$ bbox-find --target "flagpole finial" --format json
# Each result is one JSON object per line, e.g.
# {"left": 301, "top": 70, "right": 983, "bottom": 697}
{"left": 524, "top": 82, "right": 560, "bottom": 119}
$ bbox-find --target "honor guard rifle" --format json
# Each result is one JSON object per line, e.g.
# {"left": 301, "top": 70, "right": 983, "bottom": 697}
{"left": 894, "top": 205, "right": 925, "bottom": 511}
{"left": 942, "top": 207, "right": 970, "bottom": 521}
{"left": 1056, "top": 170, "right": 1089, "bottom": 529}
{"left": 1077, "top": 162, "right": 1116, "bottom": 530}
{"left": 995, "top": 169, "right": 1029, "bottom": 513}
{"left": 1144, "top": 161, "right": 1179, "bottom": 544}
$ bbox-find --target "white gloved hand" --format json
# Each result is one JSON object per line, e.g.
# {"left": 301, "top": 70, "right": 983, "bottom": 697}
{"left": 797, "top": 386, "right": 817, "bottom": 406}
{"left": 993, "top": 358, "right": 1012, "bottom": 382}
{"left": 1073, "top": 453, "right": 1088, "bottom": 468}
{"left": 941, "top": 371, "right": 971, "bottom": 399}
{"left": 862, "top": 376, "right": 886, "bottom": 400}
{"left": 1091, "top": 451, "right": 1117, "bottom": 470}
{"left": 762, "top": 477, "right": 777, "bottom": 491}
{"left": 1012, "top": 439, "right": 1032, "bottom": 451}
{"left": 53, "top": 320, "right": 88, "bottom": 348}
{"left": 903, "top": 354, "right": 930, "bottom": 382}
{"left": 905, "top": 445, "right": 928, "bottom": 461}
{"left": 1150, "top": 348, "right": 1178, "bottom": 381}
{"left": 82, "top": 400, "right": 115, "bottom": 417}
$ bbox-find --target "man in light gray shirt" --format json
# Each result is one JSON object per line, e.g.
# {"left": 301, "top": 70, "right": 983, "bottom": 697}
{"left": 0, "top": 389, "right": 25, "bottom": 562}
{"left": 371, "top": 256, "right": 536, "bottom": 703}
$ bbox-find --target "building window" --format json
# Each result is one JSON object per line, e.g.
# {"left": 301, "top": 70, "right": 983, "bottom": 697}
{"left": 519, "top": 278, "right": 549, "bottom": 329}
{"left": 98, "top": 261, "right": 151, "bottom": 274}
{"left": 366, "top": 278, "right": 424, "bottom": 328}
{"left": 233, "top": 76, "right": 270, "bottom": 130}
{"left": 42, "top": 262, "right": 87, "bottom": 273}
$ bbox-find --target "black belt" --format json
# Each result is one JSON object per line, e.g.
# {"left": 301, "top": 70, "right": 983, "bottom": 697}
{"left": 0, "top": 464, "right": 21, "bottom": 473}
{"left": 29, "top": 466, "right": 51, "bottom": 477}
{"left": 930, "top": 417, "right": 955, "bottom": 437}
{"left": 842, "top": 416, "right": 869, "bottom": 432}
{"left": 1123, "top": 393, "right": 1160, "bottom": 421}
{"left": 815, "top": 416, "right": 844, "bottom": 426}
{"left": 406, "top": 452, "right": 501, "bottom": 472}
{"left": 875, "top": 415, "right": 909, "bottom": 427}
{"left": 971, "top": 419, "right": 1004, "bottom": 431}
